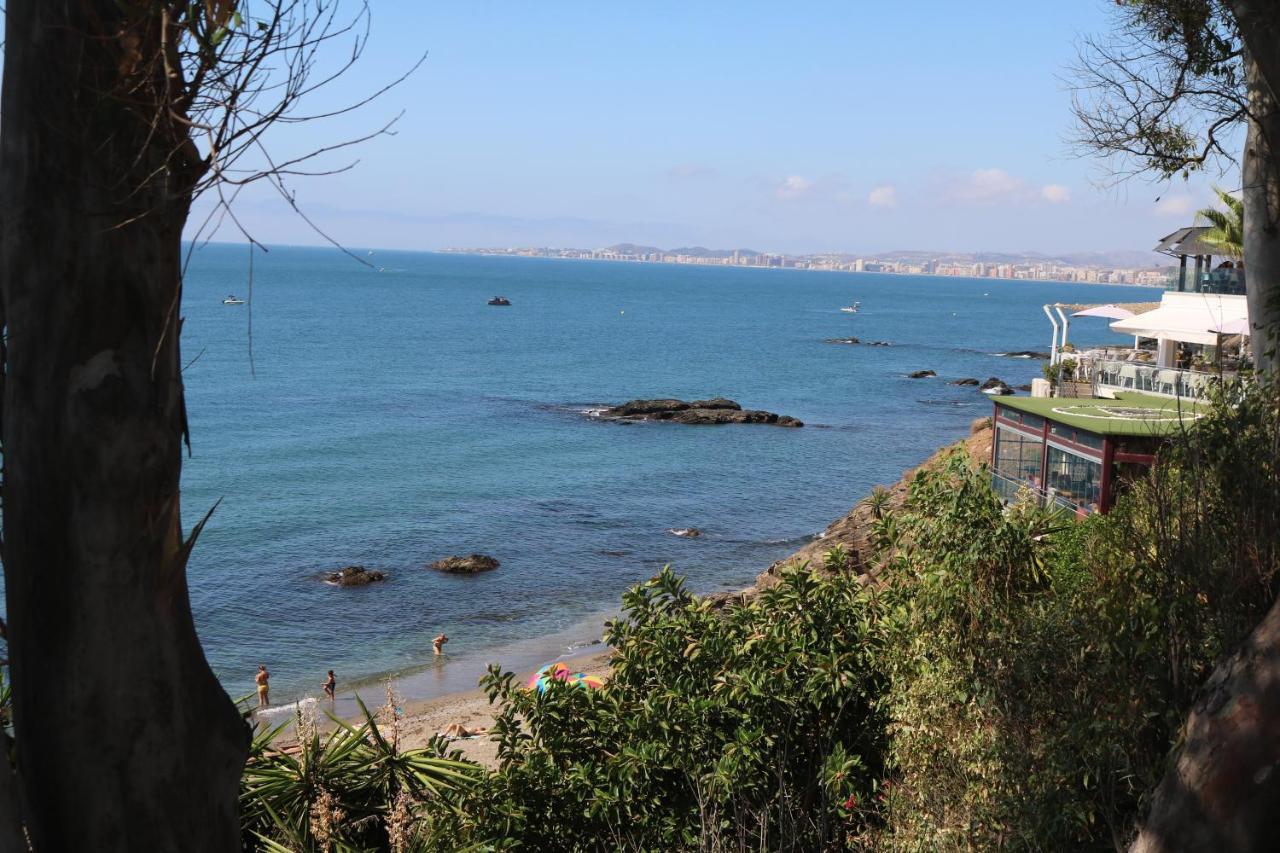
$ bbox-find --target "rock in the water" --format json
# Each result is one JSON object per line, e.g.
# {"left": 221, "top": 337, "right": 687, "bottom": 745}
{"left": 430, "top": 554, "right": 500, "bottom": 574}
{"left": 824, "top": 337, "right": 891, "bottom": 346}
{"left": 1016, "top": 383, "right": 1033, "bottom": 392}
{"left": 908, "top": 369, "right": 936, "bottom": 379}
{"left": 608, "top": 398, "right": 690, "bottom": 417}
{"left": 949, "top": 377, "right": 980, "bottom": 386}
{"left": 1001, "top": 350, "right": 1050, "bottom": 360}
{"left": 598, "top": 398, "right": 802, "bottom": 427}
{"left": 326, "top": 566, "right": 386, "bottom": 586}
{"left": 668, "top": 527, "right": 703, "bottom": 538}
{"left": 688, "top": 398, "right": 741, "bottom": 411}
{"left": 980, "top": 377, "right": 1015, "bottom": 395}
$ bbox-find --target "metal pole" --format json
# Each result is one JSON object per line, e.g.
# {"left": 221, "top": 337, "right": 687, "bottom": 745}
{"left": 1043, "top": 304, "right": 1060, "bottom": 364}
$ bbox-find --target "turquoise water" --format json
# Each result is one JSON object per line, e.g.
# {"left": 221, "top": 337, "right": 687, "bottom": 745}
{"left": 179, "top": 244, "right": 1150, "bottom": 704}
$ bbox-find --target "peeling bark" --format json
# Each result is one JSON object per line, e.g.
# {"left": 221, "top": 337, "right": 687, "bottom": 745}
{"left": 1130, "top": 594, "right": 1280, "bottom": 852}
{"left": 0, "top": 2, "right": 247, "bottom": 849}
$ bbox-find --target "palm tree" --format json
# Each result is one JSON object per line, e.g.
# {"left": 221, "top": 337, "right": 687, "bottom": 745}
{"left": 1196, "top": 187, "right": 1244, "bottom": 259}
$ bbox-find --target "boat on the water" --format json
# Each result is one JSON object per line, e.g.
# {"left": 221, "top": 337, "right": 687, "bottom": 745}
{"left": 488, "top": 296, "right": 511, "bottom": 306}
{"left": 840, "top": 300, "right": 860, "bottom": 313}
{"left": 223, "top": 295, "right": 245, "bottom": 305}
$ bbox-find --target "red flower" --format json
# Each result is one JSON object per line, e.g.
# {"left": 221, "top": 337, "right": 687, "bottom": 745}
{"left": 843, "top": 794, "right": 858, "bottom": 811}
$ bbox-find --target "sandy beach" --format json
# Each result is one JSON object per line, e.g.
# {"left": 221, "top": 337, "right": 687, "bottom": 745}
{"left": 393, "top": 649, "right": 613, "bottom": 767}
{"left": 267, "top": 648, "right": 614, "bottom": 769}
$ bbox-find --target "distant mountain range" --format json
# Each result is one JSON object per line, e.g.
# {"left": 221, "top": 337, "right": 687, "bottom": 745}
{"left": 602, "top": 244, "right": 1165, "bottom": 269}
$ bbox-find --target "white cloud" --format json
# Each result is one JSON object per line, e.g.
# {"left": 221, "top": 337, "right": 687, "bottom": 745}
{"left": 944, "top": 168, "right": 1026, "bottom": 204}
{"left": 1040, "top": 184, "right": 1072, "bottom": 204}
{"left": 868, "top": 185, "right": 898, "bottom": 208}
{"left": 1154, "top": 195, "right": 1195, "bottom": 217}
{"left": 775, "top": 175, "right": 815, "bottom": 201}
{"left": 936, "top": 169, "right": 1073, "bottom": 207}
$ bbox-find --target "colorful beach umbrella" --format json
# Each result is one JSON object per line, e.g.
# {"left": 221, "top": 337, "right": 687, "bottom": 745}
{"left": 526, "top": 662, "right": 606, "bottom": 694}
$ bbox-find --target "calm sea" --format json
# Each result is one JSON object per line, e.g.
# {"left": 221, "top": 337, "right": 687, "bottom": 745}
{"left": 175, "top": 244, "right": 1151, "bottom": 707}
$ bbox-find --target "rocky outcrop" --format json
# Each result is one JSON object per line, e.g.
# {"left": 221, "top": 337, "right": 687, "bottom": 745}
{"left": 430, "top": 554, "right": 500, "bottom": 574}
{"left": 979, "top": 377, "right": 1015, "bottom": 395}
{"left": 326, "top": 566, "right": 386, "bottom": 586}
{"left": 598, "top": 399, "right": 802, "bottom": 428}
{"left": 668, "top": 527, "right": 702, "bottom": 538}
{"left": 908, "top": 369, "right": 936, "bottom": 379}
{"left": 950, "top": 377, "right": 980, "bottom": 386}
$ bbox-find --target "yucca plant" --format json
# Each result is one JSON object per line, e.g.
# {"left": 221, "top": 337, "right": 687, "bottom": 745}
{"left": 240, "top": 694, "right": 480, "bottom": 851}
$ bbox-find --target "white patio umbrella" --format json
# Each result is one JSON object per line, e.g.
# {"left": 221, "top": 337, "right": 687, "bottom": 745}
{"left": 1210, "top": 317, "right": 1251, "bottom": 336}
{"left": 1071, "top": 304, "right": 1135, "bottom": 319}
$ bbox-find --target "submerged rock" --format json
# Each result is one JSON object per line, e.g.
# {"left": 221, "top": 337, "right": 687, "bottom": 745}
{"left": 598, "top": 398, "right": 802, "bottom": 427}
{"left": 824, "top": 337, "right": 891, "bottom": 346}
{"left": 326, "top": 566, "right": 386, "bottom": 586}
{"left": 950, "top": 377, "right": 980, "bottom": 386}
{"left": 1001, "top": 350, "right": 1050, "bottom": 360}
{"left": 430, "top": 554, "right": 500, "bottom": 574}
{"left": 668, "top": 527, "right": 703, "bottom": 538}
{"left": 908, "top": 369, "right": 936, "bottom": 379}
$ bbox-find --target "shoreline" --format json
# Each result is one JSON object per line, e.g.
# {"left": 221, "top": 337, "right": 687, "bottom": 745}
{"left": 261, "top": 417, "right": 994, "bottom": 767}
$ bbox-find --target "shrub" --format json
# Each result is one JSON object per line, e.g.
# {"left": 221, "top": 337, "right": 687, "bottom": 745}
{"left": 240, "top": 694, "right": 479, "bottom": 852}
{"left": 873, "top": 383, "right": 1280, "bottom": 850}
{"left": 425, "top": 566, "right": 886, "bottom": 851}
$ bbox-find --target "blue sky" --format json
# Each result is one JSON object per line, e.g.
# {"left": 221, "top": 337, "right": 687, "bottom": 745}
{"left": 195, "top": 1, "right": 1240, "bottom": 256}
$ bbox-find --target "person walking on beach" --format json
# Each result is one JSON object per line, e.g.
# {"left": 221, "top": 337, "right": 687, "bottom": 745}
{"left": 255, "top": 664, "right": 270, "bottom": 708}
{"left": 322, "top": 670, "right": 336, "bottom": 700}
{"left": 433, "top": 632, "right": 449, "bottom": 656}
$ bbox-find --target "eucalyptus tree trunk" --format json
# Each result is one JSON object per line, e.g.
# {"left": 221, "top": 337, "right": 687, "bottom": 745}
{"left": 1129, "top": 593, "right": 1280, "bottom": 853}
{"left": 0, "top": 2, "right": 247, "bottom": 848}
{"left": 1240, "top": 48, "right": 1280, "bottom": 375}
{"left": 1234, "top": 4, "right": 1280, "bottom": 376}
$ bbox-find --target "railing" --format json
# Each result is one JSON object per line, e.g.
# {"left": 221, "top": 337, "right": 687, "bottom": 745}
{"left": 1167, "top": 267, "right": 1246, "bottom": 295}
{"left": 1088, "top": 358, "right": 1220, "bottom": 400}
{"left": 990, "top": 471, "right": 1093, "bottom": 516}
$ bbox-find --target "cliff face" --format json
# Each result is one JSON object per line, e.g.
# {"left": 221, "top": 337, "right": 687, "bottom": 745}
{"left": 748, "top": 417, "right": 993, "bottom": 594}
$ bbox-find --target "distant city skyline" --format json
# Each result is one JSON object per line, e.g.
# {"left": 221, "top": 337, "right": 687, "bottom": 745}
{"left": 440, "top": 242, "right": 1173, "bottom": 287}
{"left": 191, "top": 1, "right": 1242, "bottom": 256}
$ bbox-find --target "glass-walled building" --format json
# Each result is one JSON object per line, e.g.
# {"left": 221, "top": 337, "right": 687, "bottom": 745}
{"left": 990, "top": 393, "right": 1203, "bottom": 515}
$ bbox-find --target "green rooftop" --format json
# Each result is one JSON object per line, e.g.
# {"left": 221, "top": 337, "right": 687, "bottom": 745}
{"left": 992, "top": 392, "right": 1208, "bottom": 437}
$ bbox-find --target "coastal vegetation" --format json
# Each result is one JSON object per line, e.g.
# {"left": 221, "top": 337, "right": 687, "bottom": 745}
{"left": 223, "top": 382, "right": 1274, "bottom": 852}
{"left": 2, "top": 0, "right": 1280, "bottom": 850}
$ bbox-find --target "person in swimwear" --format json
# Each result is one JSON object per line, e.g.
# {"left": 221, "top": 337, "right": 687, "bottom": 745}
{"left": 433, "top": 632, "right": 448, "bottom": 656}
{"left": 322, "top": 670, "right": 336, "bottom": 700}
{"left": 441, "top": 722, "right": 488, "bottom": 739}
{"left": 255, "top": 664, "right": 270, "bottom": 708}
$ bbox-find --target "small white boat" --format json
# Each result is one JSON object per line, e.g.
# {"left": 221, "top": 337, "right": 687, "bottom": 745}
{"left": 223, "top": 295, "right": 245, "bottom": 305}
{"left": 840, "top": 301, "right": 860, "bottom": 314}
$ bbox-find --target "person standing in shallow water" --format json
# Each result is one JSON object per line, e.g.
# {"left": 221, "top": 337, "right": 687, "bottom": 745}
{"left": 433, "top": 632, "right": 448, "bottom": 656}
{"left": 322, "top": 670, "right": 336, "bottom": 700}
{"left": 255, "top": 664, "right": 270, "bottom": 708}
